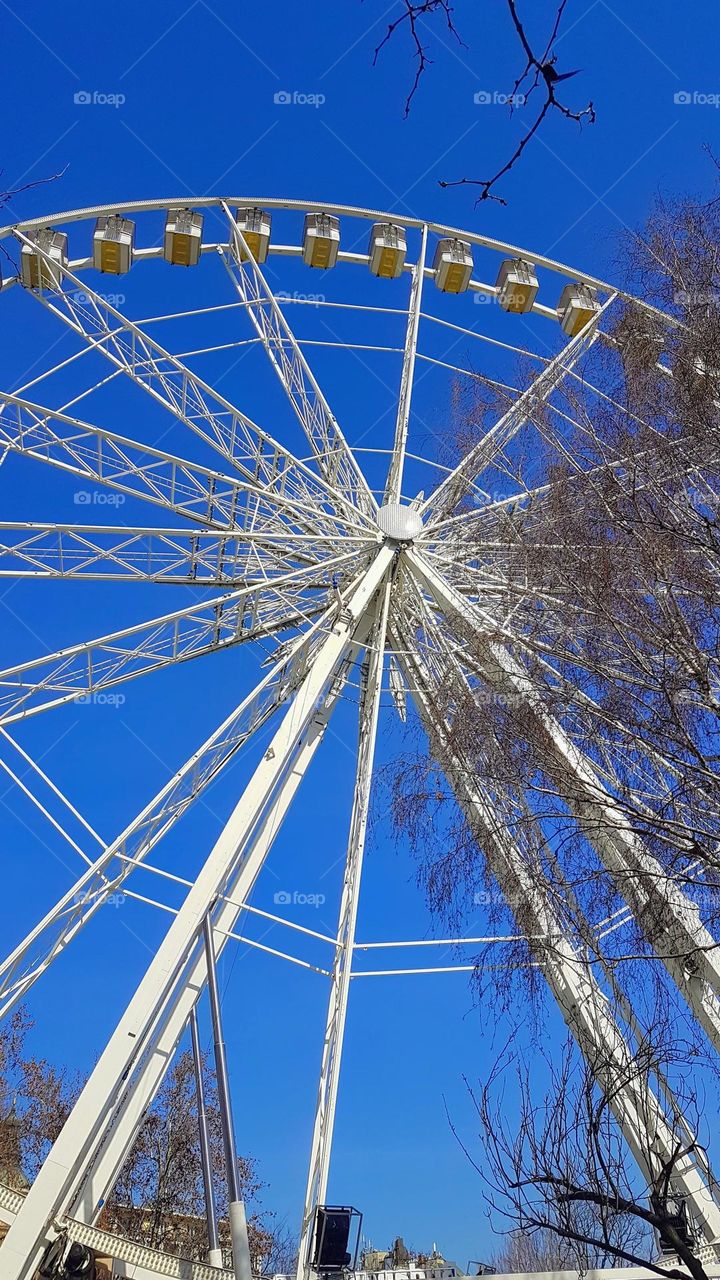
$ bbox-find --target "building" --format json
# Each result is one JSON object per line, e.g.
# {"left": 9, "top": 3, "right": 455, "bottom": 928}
{"left": 357, "top": 1237, "right": 465, "bottom": 1280}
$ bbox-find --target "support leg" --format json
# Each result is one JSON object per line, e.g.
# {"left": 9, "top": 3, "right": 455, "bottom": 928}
{"left": 72, "top": 615, "right": 375, "bottom": 1225}
{"left": 190, "top": 1009, "right": 223, "bottom": 1269}
{"left": 395, "top": 622, "right": 720, "bottom": 1248}
{"left": 0, "top": 549, "right": 393, "bottom": 1280}
{"left": 297, "top": 579, "right": 393, "bottom": 1278}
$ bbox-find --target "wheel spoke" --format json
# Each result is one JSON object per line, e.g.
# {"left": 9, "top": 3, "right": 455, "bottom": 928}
{"left": 12, "top": 229, "right": 360, "bottom": 528}
{"left": 383, "top": 226, "right": 427, "bottom": 505}
{"left": 0, "top": 522, "right": 368, "bottom": 583}
{"left": 0, "top": 392, "right": 355, "bottom": 539}
{"left": 0, "top": 551, "right": 366, "bottom": 724}
{"left": 219, "top": 203, "right": 377, "bottom": 521}
{"left": 419, "top": 294, "right": 617, "bottom": 528}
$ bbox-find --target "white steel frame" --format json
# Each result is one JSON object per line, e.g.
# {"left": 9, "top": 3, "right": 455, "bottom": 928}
{"left": 390, "top": 600, "right": 720, "bottom": 1245}
{"left": 0, "top": 197, "right": 717, "bottom": 1279}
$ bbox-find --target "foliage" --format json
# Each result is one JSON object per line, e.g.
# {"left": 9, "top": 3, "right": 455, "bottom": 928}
{"left": 0, "top": 1015, "right": 290, "bottom": 1271}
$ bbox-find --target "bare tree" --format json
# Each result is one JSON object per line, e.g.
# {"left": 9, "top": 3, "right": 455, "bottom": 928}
{"left": 0, "top": 1015, "right": 289, "bottom": 1270}
{"left": 490, "top": 1225, "right": 585, "bottom": 1273}
{"left": 389, "top": 188, "right": 720, "bottom": 1002}
{"left": 0, "top": 1007, "right": 80, "bottom": 1189}
{"left": 0, "top": 1008, "right": 32, "bottom": 1188}
{"left": 260, "top": 1218, "right": 300, "bottom": 1276}
{"left": 102, "top": 1048, "right": 279, "bottom": 1269}
{"left": 457, "top": 1036, "right": 716, "bottom": 1280}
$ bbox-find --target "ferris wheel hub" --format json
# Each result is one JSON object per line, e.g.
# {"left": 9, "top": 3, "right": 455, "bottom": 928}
{"left": 376, "top": 502, "right": 424, "bottom": 543}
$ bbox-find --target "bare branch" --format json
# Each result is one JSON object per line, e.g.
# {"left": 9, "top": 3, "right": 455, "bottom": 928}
{"left": 372, "top": 0, "right": 463, "bottom": 116}
{"left": 440, "top": 1, "right": 595, "bottom": 202}
{"left": 373, "top": 0, "right": 595, "bottom": 201}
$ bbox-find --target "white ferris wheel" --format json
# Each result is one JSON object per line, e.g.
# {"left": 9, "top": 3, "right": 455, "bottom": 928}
{"left": 0, "top": 197, "right": 718, "bottom": 1280}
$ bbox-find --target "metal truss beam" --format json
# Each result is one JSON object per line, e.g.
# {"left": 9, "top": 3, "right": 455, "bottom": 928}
{"left": 0, "top": 523, "right": 361, "bottom": 583}
{"left": 219, "top": 203, "right": 377, "bottom": 522}
{"left": 0, "top": 391, "right": 346, "bottom": 537}
{"left": 419, "top": 295, "right": 616, "bottom": 528}
{"left": 408, "top": 548, "right": 720, "bottom": 1056}
{"left": 13, "top": 231, "right": 360, "bottom": 528}
{"left": 383, "top": 226, "right": 427, "bottom": 505}
{"left": 73, "top": 609, "right": 377, "bottom": 1225}
{"left": 0, "top": 552, "right": 364, "bottom": 725}
{"left": 0, "top": 589, "right": 342, "bottom": 1016}
{"left": 419, "top": 419, "right": 713, "bottom": 553}
{"left": 0, "top": 547, "right": 393, "bottom": 1280}
{"left": 297, "top": 576, "right": 392, "bottom": 1277}
{"left": 394, "top": 614, "right": 720, "bottom": 1247}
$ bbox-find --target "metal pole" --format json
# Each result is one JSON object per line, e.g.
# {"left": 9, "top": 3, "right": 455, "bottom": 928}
{"left": 190, "top": 1008, "right": 223, "bottom": 1270}
{"left": 203, "top": 914, "right": 252, "bottom": 1280}
{"left": 383, "top": 223, "right": 427, "bottom": 506}
{"left": 297, "top": 581, "right": 393, "bottom": 1278}
{"left": 392, "top": 610, "right": 720, "bottom": 1246}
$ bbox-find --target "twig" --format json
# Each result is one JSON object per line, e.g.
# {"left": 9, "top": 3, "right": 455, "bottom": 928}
{"left": 0, "top": 166, "right": 68, "bottom": 213}
{"left": 441, "top": 1, "right": 595, "bottom": 203}
{"left": 0, "top": 166, "right": 68, "bottom": 273}
{"left": 372, "top": 0, "right": 463, "bottom": 117}
{"left": 371, "top": 0, "right": 595, "bottom": 202}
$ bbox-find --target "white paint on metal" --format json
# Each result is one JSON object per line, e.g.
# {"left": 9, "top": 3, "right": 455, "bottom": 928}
{"left": 376, "top": 504, "right": 423, "bottom": 542}
{"left": 0, "top": 195, "right": 716, "bottom": 1279}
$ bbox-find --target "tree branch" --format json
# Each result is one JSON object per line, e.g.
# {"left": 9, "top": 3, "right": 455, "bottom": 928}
{"left": 372, "top": 0, "right": 463, "bottom": 116}
{"left": 441, "top": 1, "right": 595, "bottom": 202}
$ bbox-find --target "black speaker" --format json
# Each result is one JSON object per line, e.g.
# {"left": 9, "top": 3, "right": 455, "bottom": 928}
{"left": 311, "top": 1207, "right": 356, "bottom": 1272}
{"left": 653, "top": 1196, "right": 696, "bottom": 1255}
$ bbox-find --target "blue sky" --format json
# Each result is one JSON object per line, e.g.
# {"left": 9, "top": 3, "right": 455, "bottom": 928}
{"left": 0, "top": 0, "right": 719, "bottom": 1269}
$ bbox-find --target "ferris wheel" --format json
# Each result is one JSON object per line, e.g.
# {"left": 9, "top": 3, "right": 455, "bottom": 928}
{"left": 0, "top": 196, "right": 718, "bottom": 1280}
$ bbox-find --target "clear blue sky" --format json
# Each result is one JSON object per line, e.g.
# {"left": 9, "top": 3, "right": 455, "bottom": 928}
{"left": 0, "top": 0, "right": 719, "bottom": 1268}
